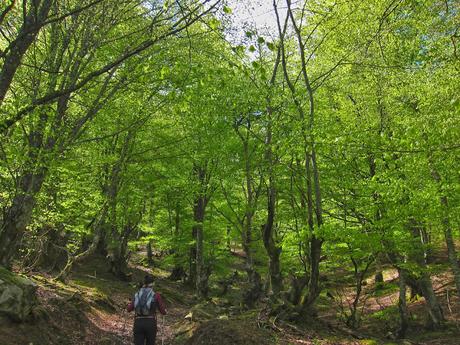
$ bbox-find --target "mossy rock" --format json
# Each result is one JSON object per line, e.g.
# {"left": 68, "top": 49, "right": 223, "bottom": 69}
{"left": 188, "top": 301, "right": 221, "bottom": 321}
{"left": 185, "top": 319, "right": 273, "bottom": 345}
{"left": 0, "top": 267, "right": 38, "bottom": 322}
{"left": 174, "top": 320, "right": 200, "bottom": 339}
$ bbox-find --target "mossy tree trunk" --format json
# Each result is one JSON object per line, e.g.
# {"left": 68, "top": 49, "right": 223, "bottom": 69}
{"left": 408, "top": 218, "right": 444, "bottom": 329}
{"left": 397, "top": 268, "right": 409, "bottom": 338}
{"left": 192, "top": 164, "right": 211, "bottom": 298}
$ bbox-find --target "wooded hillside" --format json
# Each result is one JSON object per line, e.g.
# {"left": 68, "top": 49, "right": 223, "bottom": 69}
{"left": 0, "top": 1, "right": 459, "bottom": 344}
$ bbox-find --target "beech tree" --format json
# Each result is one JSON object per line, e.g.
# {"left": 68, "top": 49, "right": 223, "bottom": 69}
{"left": 0, "top": 0, "right": 458, "bottom": 336}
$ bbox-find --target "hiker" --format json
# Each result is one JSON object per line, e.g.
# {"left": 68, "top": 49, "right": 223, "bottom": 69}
{"left": 127, "top": 274, "right": 167, "bottom": 345}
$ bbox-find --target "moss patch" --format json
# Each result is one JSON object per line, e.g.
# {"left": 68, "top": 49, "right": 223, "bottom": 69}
{"left": 0, "top": 266, "right": 32, "bottom": 286}
{"left": 372, "top": 282, "right": 399, "bottom": 297}
{"left": 184, "top": 319, "right": 274, "bottom": 345}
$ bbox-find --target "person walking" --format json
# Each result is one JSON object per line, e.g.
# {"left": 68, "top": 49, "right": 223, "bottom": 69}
{"left": 127, "top": 274, "right": 167, "bottom": 345}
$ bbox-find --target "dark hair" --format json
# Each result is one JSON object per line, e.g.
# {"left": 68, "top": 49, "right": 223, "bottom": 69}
{"left": 144, "top": 274, "right": 154, "bottom": 285}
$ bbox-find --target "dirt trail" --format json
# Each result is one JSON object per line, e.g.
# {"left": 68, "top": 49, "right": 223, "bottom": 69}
{"left": 111, "top": 296, "right": 188, "bottom": 345}
{"left": 2, "top": 253, "right": 459, "bottom": 345}
{"left": 0, "top": 256, "right": 193, "bottom": 345}
{"left": 103, "top": 268, "right": 192, "bottom": 345}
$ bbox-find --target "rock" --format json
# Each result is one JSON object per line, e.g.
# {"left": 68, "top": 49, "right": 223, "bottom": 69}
{"left": 0, "top": 267, "right": 38, "bottom": 322}
{"left": 185, "top": 319, "right": 272, "bottom": 345}
{"left": 189, "top": 302, "right": 217, "bottom": 321}
{"left": 174, "top": 320, "right": 199, "bottom": 338}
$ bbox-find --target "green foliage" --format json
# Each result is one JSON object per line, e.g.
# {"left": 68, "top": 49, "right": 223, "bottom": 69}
{"left": 369, "top": 305, "right": 400, "bottom": 328}
{"left": 0, "top": 2, "right": 458, "bottom": 336}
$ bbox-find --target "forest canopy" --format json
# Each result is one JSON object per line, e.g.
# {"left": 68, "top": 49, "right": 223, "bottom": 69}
{"left": 0, "top": 0, "right": 459, "bottom": 340}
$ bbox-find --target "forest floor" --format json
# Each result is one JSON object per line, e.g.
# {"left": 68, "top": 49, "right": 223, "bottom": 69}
{"left": 0, "top": 253, "right": 459, "bottom": 345}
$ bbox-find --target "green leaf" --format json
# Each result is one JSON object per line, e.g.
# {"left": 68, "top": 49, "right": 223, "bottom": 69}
{"left": 209, "top": 18, "right": 220, "bottom": 30}
{"left": 160, "top": 66, "right": 169, "bottom": 79}
{"left": 266, "top": 42, "right": 275, "bottom": 51}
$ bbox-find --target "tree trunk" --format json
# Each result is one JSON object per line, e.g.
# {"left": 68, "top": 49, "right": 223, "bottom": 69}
{"left": 242, "top": 217, "right": 261, "bottom": 306}
{"left": 286, "top": 273, "right": 308, "bottom": 305}
{"left": 428, "top": 156, "right": 460, "bottom": 293}
{"left": 264, "top": 236, "right": 282, "bottom": 297}
{"left": 242, "top": 232, "right": 254, "bottom": 279}
{"left": 193, "top": 165, "right": 209, "bottom": 298}
{"left": 108, "top": 248, "right": 129, "bottom": 281}
{"left": 408, "top": 218, "right": 444, "bottom": 329}
{"left": 0, "top": 111, "right": 50, "bottom": 267}
{"left": 397, "top": 268, "right": 409, "bottom": 338}
{"left": 262, "top": 99, "right": 283, "bottom": 297}
{"left": 275, "top": 3, "right": 325, "bottom": 315}
{"left": 301, "top": 236, "right": 322, "bottom": 313}
{"left": 170, "top": 201, "right": 184, "bottom": 281}
{"left": 195, "top": 216, "right": 205, "bottom": 296}
{"left": 0, "top": 170, "right": 46, "bottom": 267}
{"left": 0, "top": 1, "right": 15, "bottom": 28}
{"left": 300, "top": 151, "right": 323, "bottom": 313}
{"left": 147, "top": 241, "right": 153, "bottom": 265}
{"left": 235, "top": 130, "right": 263, "bottom": 304}
{"left": 175, "top": 201, "right": 181, "bottom": 236}
{"left": 108, "top": 223, "right": 135, "bottom": 281}
{"left": 56, "top": 205, "right": 108, "bottom": 281}
{"left": 418, "top": 273, "right": 444, "bottom": 329}
{"left": 0, "top": 0, "right": 53, "bottom": 105}
{"left": 189, "top": 229, "right": 196, "bottom": 286}
{"left": 347, "top": 256, "right": 373, "bottom": 329}
{"left": 23, "top": 224, "right": 68, "bottom": 272}
{"left": 443, "top": 212, "right": 460, "bottom": 295}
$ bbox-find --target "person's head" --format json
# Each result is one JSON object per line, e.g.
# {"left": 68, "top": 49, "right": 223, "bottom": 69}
{"left": 143, "top": 274, "right": 154, "bottom": 287}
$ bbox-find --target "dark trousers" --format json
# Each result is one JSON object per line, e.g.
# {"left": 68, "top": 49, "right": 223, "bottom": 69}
{"left": 133, "top": 317, "right": 157, "bottom": 345}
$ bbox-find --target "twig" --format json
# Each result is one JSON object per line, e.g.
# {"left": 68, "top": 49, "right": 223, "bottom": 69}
{"left": 446, "top": 289, "right": 453, "bottom": 314}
